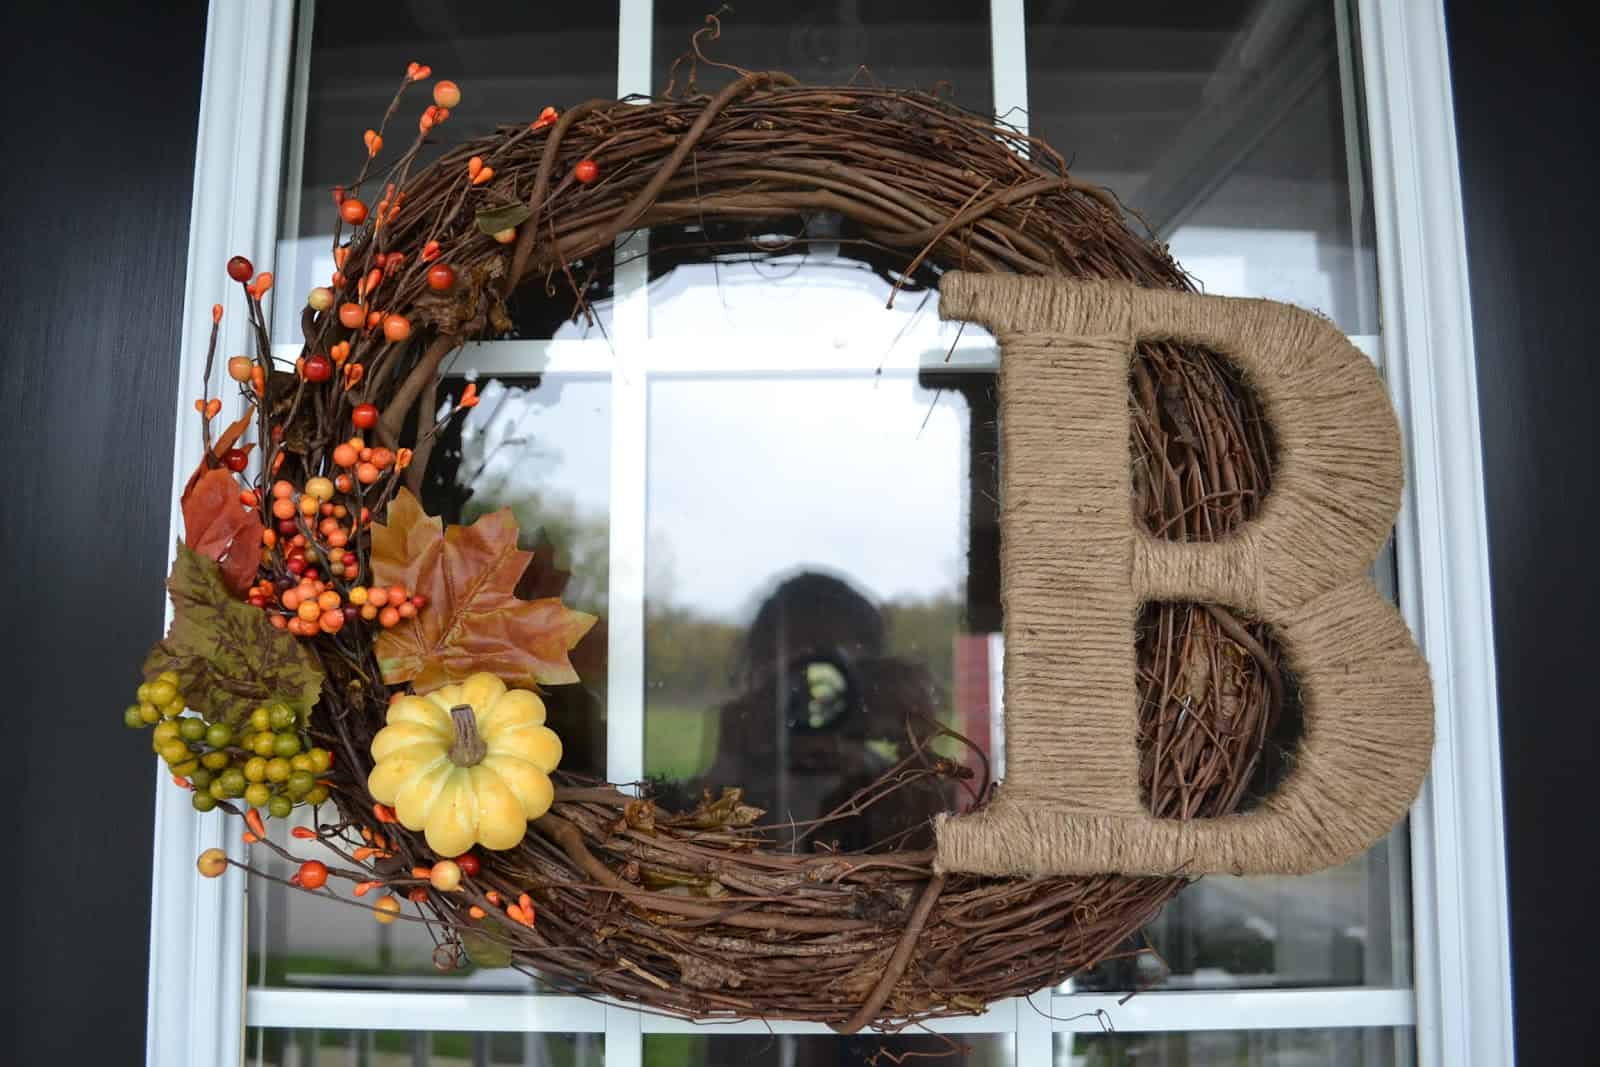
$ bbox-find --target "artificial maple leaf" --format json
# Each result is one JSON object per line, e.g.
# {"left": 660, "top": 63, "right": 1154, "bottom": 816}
{"left": 144, "top": 545, "right": 323, "bottom": 727}
{"left": 182, "top": 412, "right": 254, "bottom": 498}
{"left": 369, "top": 489, "right": 598, "bottom": 691}
{"left": 183, "top": 466, "right": 264, "bottom": 595}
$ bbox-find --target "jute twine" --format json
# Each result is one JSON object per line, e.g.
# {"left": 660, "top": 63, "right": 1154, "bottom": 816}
{"left": 934, "top": 274, "right": 1435, "bottom": 878}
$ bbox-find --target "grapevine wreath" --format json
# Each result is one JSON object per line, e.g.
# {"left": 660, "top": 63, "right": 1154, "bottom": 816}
{"left": 136, "top": 55, "right": 1295, "bottom": 1032}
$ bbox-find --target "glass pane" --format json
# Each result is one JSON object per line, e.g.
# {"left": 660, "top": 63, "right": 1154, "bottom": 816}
{"left": 646, "top": 1, "right": 998, "bottom": 355}
{"left": 249, "top": 372, "right": 609, "bottom": 992}
{"left": 1071, "top": 829, "right": 1412, "bottom": 991}
{"left": 1025, "top": 0, "right": 1380, "bottom": 332}
{"left": 653, "top": 1, "right": 993, "bottom": 112}
{"left": 248, "top": 1028, "right": 603, "bottom": 1066}
{"left": 643, "top": 372, "right": 996, "bottom": 836}
{"left": 273, "top": 2, "right": 621, "bottom": 342}
{"left": 644, "top": 1034, "right": 1010, "bottom": 1067}
{"left": 1056, "top": 1027, "right": 1408, "bottom": 1066}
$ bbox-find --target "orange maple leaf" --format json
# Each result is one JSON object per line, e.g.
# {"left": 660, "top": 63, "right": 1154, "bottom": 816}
{"left": 369, "top": 489, "right": 598, "bottom": 691}
{"left": 182, "top": 467, "right": 264, "bottom": 596}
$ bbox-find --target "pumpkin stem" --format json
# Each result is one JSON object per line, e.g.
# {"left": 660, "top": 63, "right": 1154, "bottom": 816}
{"left": 448, "top": 704, "right": 488, "bottom": 766}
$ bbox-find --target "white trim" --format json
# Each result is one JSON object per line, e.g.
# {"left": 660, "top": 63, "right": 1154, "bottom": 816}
{"left": 990, "top": 0, "right": 1030, "bottom": 135}
{"left": 1357, "top": 2, "right": 1514, "bottom": 1065}
{"left": 1052, "top": 988, "right": 1415, "bottom": 1034}
{"left": 247, "top": 990, "right": 607, "bottom": 1032}
{"left": 150, "top": 4, "right": 296, "bottom": 1067}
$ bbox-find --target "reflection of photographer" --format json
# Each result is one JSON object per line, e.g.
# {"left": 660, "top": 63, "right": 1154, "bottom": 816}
{"left": 687, "top": 570, "right": 947, "bottom": 852}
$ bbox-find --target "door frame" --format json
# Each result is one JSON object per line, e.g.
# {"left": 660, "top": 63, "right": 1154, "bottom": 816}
{"left": 146, "top": 3, "right": 1514, "bottom": 1065}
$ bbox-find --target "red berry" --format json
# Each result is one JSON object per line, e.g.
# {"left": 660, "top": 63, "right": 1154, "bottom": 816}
{"left": 410, "top": 594, "right": 428, "bottom": 609}
{"left": 426, "top": 263, "right": 456, "bottom": 291}
{"left": 453, "top": 853, "right": 480, "bottom": 877}
{"left": 227, "top": 255, "right": 254, "bottom": 282}
{"left": 285, "top": 557, "right": 306, "bottom": 576}
{"left": 223, "top": 448, "right": 249, "bottom": 473}
{"left": 340, "top": 199, "right": 369, "bottom": 226}
{"left": 297, "top": 860, "right": 329, "bottom": 890}
{"left": 352, "top": 403, "right": 379, "bottom": 430}
{"left": 277, "top": 519, "right": 297, "bottom": 536}
{"left": 302, "top": 353, "right": 333, "bottom": 382}
{"left": 574, "top": 158, "right": 599, "bottom": 184}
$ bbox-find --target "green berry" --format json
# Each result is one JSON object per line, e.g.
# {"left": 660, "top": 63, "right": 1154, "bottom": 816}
{"left": 253, "top": 733, "right": 278, "bottom": 757}
{"left": 286, "top": 771, "right": 315, "bottom": 798}
{"left": 123, "top": 705, "right": 145, "bottom": 729}
{"left": 290, "top": 753, "right": 314, "bottom": 773}
{"left": 136, "top": 682, "right": 153, "bottom": 704}
{"left": 267, "top": 794, "right": 294, "bottom": 819}
{"left": 309, "top": 748, "right": 332, "bottom": 773}
{"left": 179, "top": 718, "right": 207, "bottom": 742}
{"left": 273, "top": 732, "right": 301, "bottom": 758}
{"left": 191, "top": 791, "right": 218, "bottom": 813}
{"left": 146, "top": 679, "right": 178, "bottom": 705}
{"left": 305, "top": 784, "right": 330, "bottom": 807}
{"left": 159, "top": 739, "right": 191, "bottom": 764}
{"left": 153, "top": 721, "right": 181, "bottom": 744}
{"left": 250, "top": 706, "right": 272, "bottom": 732}
{"left": 172, "top": 758, "right": 200, "bottom": 777}
{"left": 201, "top": 750, "right": 231, "bottom": 772}
{"left": 204, "top": 722, "right": 234, "bottom": 749}
{"left": 139, "top": 703, "right": 162, "bottom": 724}
{"left": 190, "top": 767, "right": 214, "bottom": 789}
{"left": 243, "top": 756, "right": 268, "bottom": 783}
{"left": 208, "top": 778, "right": 229, "bottom": 800}
{"left": 266, "top": 758, "right": 292, "bottom": 783}
{"left": 267, "top": 703, "right": 296, "bottom": 731}
{"left": 219, "top": 768, "right": 247, "bottom": 797}
{"left": 160, "top": 698, "right": 185, "bottom": 719}
{"left": 244, "top": 783, "right": 272, "bottom": 808}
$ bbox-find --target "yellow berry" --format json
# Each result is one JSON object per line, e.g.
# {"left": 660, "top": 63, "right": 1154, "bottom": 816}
{"left": 305, "top": 476, "right": 335, "bottom": 502}
{"left": 196, "top": 848, "right": 229, "bottom": 878}
{"left": 374, "top": 895, "right": 402, "bottom": 924}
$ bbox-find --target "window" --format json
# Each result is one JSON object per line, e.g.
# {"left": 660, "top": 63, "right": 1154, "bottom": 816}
{"left": 152, "top": 3, "right": 1512, "bottom": 1066}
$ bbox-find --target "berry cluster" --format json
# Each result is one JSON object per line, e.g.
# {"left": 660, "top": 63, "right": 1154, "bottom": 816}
{"left": 125, "top": 677, "right": 332, "bottom": 819}
{"left": 250, "top": 473, "right": 425, "bottom": 637}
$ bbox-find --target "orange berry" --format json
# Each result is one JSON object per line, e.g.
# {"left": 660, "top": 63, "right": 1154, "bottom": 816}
{"left": 379, "top": 606, "right": 401, "bottom": 628}
{"left": 360, "top": 604, "right": 378, "bottom": 621}
{"left": 340, "top": 199, "right": 369, "bottom": 226}
{"left": 358, "top": 447, "right": 373, "bottom": 462}
{"left": 492, "top": 226, "right": 516, "bottom": 244}
{"left": 382, "top": 315, "right": 411, "bottom": 343}
{"left": 298, "top": 495, "right": 319, "bottom": 517}
{"left": 196, "top": 848, "right": 228, "bottom": 878}
{"left": 316, "top": 590, "right": 341, "bottom": 611}
{"left": 319, "top": 609, "right": 345, "bottom": 634}
{"left": 269, "top": 614, "right": 288, "bottom": 630}
{"left": 281, "top": 588, "right": 302, "bottom": 611}
{"left": 370, "top": 447, "right": 394, "bottom": 470}
{"left": 338, "top": 303, "right": 365, "bottom": 329}
{"left": 433, "top": 80, "right": 461, "bottom": 108}
{"left": 271, "top": 498, "right": 296, "bottom": 521}
{"left": 327, "top": 530, "right": 349, "bottom": 549}
{"left": 227, "top": 355, "right": 253, "bottom": 382}
{"left": 271, "top": 480, "right": 294, "bottom": 499}
{"left": 297, "top": 600, "right": 321, "bottom": 622}
{"left": 366, "top": 587, "right": 388, "bottom": 607}
{"left": 332, "top": 443, "right": 359, "bottom": 468}
{"left": 261, "top": 529, "right": 277, "bottom": 548}
{"left": 398, "top": 601, "right": 416, "bottom": 619}
{"left": 408, "top": 887, "right": 429, "bottom": 903}
{"left": 429, "top": 860, "right": 462, "bottom": 892}
{"left": 469, "top": 906, "right": 486, "bottom": 920}
{"left": 366, "top": 310, "right": 382, "bottom": 330}
{"left": 356, "top": 462, "right": 380, "bottom": 485}
{"left": 335, "top": 474, "right": 353, "bottom": 493}
{"left": 389, "top": 586, "right": 407, "bottom": 605}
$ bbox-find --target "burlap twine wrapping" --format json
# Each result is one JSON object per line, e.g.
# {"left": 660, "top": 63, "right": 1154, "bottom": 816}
{"left": 933, "top": 274, "right": 1434, "bottom": 878}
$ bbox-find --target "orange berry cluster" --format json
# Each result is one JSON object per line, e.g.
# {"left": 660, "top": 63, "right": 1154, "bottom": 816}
{"left": 330, "top": 434, "right": 411, "bottom": 487}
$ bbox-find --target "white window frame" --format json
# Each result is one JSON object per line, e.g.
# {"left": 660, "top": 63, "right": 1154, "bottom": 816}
{"left": 148, "top": 2, "right": 1513, "bottom": 1065}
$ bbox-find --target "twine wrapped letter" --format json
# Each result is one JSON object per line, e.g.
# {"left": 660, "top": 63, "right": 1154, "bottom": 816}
{"left": 934, "top": 274, "right": 1434, "bottom": 877}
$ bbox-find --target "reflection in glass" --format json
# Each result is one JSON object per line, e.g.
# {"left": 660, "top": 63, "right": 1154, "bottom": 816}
{"left": 644, "top": 373, "right": 993, "bottom": 842}
{"left": 1056, "top": 1026, "right": 1407, "bottom": 1066}
{"left": 247, "top": 1028, "right": 602, "bottom": 1067}
{"left": 1071, "top": 828, "right": 1411, "bottom": 992}
{"left": 272, "top": 3, "right": 621, "bottom": 341}
{"left": 645, "top": 1033, "right": 1010, "bottom": 1067}
{"left": 1025, "top": 0, "right": 1378, "bottom": 331}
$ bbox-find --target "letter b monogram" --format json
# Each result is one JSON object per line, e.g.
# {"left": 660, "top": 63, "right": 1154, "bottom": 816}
{"left": 934, "top": 274, "right": 1433, "bottom": 877}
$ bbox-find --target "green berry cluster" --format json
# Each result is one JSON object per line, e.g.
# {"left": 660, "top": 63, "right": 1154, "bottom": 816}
{"left": 125, "top": 674, "right": 331, "bottom": 818}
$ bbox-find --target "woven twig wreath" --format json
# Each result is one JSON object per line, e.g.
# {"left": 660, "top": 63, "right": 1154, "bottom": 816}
{"left": 205, "top": 71, "right": 1293, "bottom": 1031}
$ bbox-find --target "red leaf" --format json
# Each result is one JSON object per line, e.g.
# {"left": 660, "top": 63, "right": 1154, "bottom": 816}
{"left": 182, "top": 468, "right": 264, "bottom": 595}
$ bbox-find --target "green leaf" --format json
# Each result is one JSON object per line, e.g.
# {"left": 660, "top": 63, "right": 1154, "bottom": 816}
{"left": 460, "top": 924, "right": 515, "bottom": 970}
{"left": 144, "top": 544, "right": 324, "bottom": 727}
{"left": 473, "top": 202, "right": 532, "bottom": 236}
